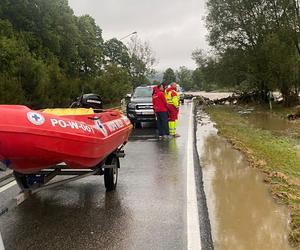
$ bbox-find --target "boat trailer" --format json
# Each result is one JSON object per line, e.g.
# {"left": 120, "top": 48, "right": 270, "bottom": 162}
{"left": 0, "top": 147, "right": 125, "bottom": 249}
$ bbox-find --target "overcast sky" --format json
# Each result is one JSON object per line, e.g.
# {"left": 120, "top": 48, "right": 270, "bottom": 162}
{"left": 68, "top": 0, "right": 209, "bottom": 71}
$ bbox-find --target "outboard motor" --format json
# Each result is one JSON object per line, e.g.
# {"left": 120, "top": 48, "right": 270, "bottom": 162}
{"left": 70, "top": 93, "right": 103, "bottom": 110}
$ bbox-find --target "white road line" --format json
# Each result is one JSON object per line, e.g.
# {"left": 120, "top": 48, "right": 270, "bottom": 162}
{"left": 0, "top": 231, "right": 4, "bottom": 250}
{"left": 0, "top": 178, "right": 17, "bottom": 250}
{"left": 0, "top": 181, "right": 16, "bottom": 194}
{"left": 187, "top": 101, "right": 201, "bottom": 250}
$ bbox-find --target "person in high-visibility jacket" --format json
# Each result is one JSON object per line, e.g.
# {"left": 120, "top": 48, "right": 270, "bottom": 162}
{"left": 165, "top": 82, "right": 180, "bottom": 137}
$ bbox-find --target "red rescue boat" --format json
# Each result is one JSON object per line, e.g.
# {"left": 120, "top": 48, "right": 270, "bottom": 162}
{"left": 0, "top": 104, "right": 133, "bottom": 191}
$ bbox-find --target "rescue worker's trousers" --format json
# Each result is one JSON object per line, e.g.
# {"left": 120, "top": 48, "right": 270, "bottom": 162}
{"left": 156, "top": 112, "right": 169, "bottom": 136}
{"left": 168, "top": 120, "right": 177, "bottom": 136}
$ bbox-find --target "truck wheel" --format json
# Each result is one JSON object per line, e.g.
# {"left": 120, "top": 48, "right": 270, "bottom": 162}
{"left": 134, "top": 122, "right": 142, "bottom": 128}
{"left": 13, "top": 171, "right": 29, "bottom": 191}
{"left": 181, "top": 99, "right": 185, "bottom": 104}
{"left": 104, "top": 156, "right": 119, "bottom": 191}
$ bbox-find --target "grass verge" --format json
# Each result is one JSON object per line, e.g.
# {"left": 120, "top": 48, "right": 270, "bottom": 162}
{"left": 205, "top": 105, "right": 300, "bottom": 247}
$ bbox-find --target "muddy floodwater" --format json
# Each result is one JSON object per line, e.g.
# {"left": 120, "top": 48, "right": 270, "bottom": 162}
{"left": 187, "top": 91, "right": 233, "bottom": 100}
{"left": 196, "top": 110, "right": 293, "bottom": 250}
{"left": 242, "top": 111, "right": 300, "bottom": 141}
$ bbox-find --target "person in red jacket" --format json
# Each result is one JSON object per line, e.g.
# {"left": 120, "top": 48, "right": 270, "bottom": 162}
{"left": 152, "top": 84, "right": 169, "bottom": 139}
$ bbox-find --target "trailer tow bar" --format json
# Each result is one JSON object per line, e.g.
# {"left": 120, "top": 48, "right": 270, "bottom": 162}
{"left": 0, "top": 168, "right": 101, "bottom": 249}
{"left": 0, "top": 173, "right": 27, "bottom": 250}
{"left": 0, "top": 145, "right": 126, "bottom": 249}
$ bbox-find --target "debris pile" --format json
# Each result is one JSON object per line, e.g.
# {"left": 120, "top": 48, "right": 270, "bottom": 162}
{"left": 288, "top": 106, "right": 300, "bottom": 120}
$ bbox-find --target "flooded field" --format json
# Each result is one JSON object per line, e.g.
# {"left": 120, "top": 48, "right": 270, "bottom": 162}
{"left": 245, "top": 111, "right": 291, "bottom": 132}
{"left": 241, "top": 110, "right": 300, "bottom": 141}
{"left": 196, "top": 110, "right": 293, "bottom": 250}
{"left": 187, "top": 91, "right": 232, "bottom": 100}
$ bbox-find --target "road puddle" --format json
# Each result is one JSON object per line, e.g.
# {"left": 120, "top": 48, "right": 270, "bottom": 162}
{"left": 196, "top": 110, "right": 293, "bottom": 250}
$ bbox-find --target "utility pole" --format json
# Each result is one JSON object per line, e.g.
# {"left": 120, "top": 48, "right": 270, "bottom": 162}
{"left": 267, "top": 91, "right": 274, "bottom": 111}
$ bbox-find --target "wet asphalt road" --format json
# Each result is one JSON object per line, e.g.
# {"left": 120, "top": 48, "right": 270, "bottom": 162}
{"left": 0, "top": 102, "right": 210, "bottom": 250}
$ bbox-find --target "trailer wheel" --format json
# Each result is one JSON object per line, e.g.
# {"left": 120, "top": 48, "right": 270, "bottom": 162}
{"left": 104, "top": 156, "right": 119, "bottom": 191}
{"left": 13, "top": 171, "right": 29, "bottom": 191}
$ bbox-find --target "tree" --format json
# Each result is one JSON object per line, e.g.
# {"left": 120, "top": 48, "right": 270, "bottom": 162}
{"left": 192, "top": 47, "right": 249, "bottom": 91}
{"left": 104, "top": 38, "right": 131, "bottom": 70}
{"left": 127, "top": 36, "right": 157, "bottom": 87}
{"left": 0, "top": 0, "right": 148, "bottom": 107}
{"left": 192, "top": 49, "right": 208, "bottom": 68}
{"left": 93, "top": 65, "right": 132, "bottom": 104}
{"left": 192, "top": 68, "right": 204, "bottom": 90}
{"left": 77, "top": 15, "right": 104, "bottom": 78}
{"left": 176, "top": 66, "right": 193, "bottom": 90}
{"left": 163, "top": 68, "right": 176, "bottom": 85}
{"left": 203, "top": 0, "right": 300, "bottom": 104}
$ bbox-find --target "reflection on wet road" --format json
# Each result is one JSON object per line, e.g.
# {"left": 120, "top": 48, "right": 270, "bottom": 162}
{"left": 196, "top": 110, "right": 292, "bottom": 250}
{"left": 0, "top": 104, "right": 193, "bottom": 250}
